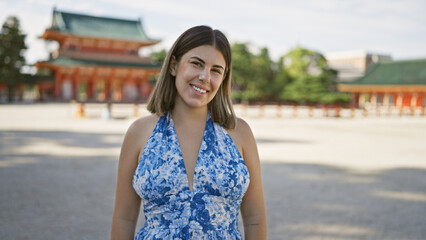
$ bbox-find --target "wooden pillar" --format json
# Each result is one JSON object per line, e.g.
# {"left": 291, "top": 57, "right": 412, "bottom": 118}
{"left": 72, "top": 69, "right": 79, "bottom": 100}
{"left": 383, "top": 93, "right": 390, "bottom": 107}
{"left": 276, "top": 104, "right": 282, "bottom": 118}
{"left": 115, "top": 80, "right": 122, "bottom": 102}
{"left": 371, "top": 93, "right": 378, "bottom": 109}
{"left": 18, "top": 83, "right": 24, "bottom": 101}
{"left": 383, "top": 93, "right": 391, "bottom": 116}
{"left": 351, "top": 93, "right": 358, "bottom": 108}
{"left": 91, "top": 69, "right": 98, "bottom": 101}
{"left": 106, "top": 69, "right": 113, "bottom": 101}
{"left": 396, "top": 93, "right": 403, "bottom": 116}
{"left": 140, "top": 77, "right": 150, "bottom": 100}
{"left": 54, "top": 69, "right": 62, "bottom": 99}
{"left": 86, "top": 80, "right": 93, "bottom": 100}
{"left": 410, "top": 93, "right": 418, "bottom": 116}
{"left": 37, "top": 83, "right": 44, "bottom": 101}
{"left": 358, "top": 93, "right": 366, "bottom": 108}
{"left": 258, "top": 104, "right": 264, "bottom": 118}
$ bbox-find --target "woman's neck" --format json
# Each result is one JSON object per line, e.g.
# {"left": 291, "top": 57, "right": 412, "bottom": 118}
{"left": 172, "top": 99, "right": 208, "bottom": 126}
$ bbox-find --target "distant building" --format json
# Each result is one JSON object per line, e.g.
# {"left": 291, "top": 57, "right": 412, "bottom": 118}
{"left": 35, "top": 9, "right": 161, "bottom": 102}
{"left": 337, "top": 58, "right": 426, "bottom": 110}
{"left": 325, "top": 50, "right": 392, "bottom": 83}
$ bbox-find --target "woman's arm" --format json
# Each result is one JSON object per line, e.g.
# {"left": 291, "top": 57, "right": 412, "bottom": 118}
{"left": 110, "top": 116, "right": 157, "bottom": 240}
{"left": 232, "top": 118, "right": 267, "bottom": 240}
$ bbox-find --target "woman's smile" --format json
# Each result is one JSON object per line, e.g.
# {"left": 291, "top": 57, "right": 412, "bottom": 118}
{"left": 190, "top": 84, "right": 208, "bottom": 95}
{"left": 171, "top": 45, "right": 226, "bottom": 109}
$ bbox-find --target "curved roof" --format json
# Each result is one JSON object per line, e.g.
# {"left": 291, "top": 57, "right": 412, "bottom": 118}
{"left": 346, "top": 59, "right": 426, "bottom": 85}
{"left": 37, "top": 57, "right": 162, "bottom": 69}
{"left": 50, "top": 9, "right": 159, "bottom": 43}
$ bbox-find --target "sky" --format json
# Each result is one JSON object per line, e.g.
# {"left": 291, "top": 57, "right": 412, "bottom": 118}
{"left": 1, "top": 0, "right": 425, "bottom": 66}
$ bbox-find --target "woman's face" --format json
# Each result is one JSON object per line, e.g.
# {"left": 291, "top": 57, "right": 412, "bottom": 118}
{"left": 170, "top": 45, "right": 226, "bottom": 109}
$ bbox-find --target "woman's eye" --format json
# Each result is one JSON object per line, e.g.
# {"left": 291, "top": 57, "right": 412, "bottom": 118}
{"left": 212, "top": 69, "right": 222, "bottom": 75}
{"left": 191, "top": 61, "right": 202, "bottom": 67}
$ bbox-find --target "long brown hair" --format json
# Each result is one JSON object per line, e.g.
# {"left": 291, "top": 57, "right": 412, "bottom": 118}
{"left": 147, "top": 25, "right": 236, "bottom": 129}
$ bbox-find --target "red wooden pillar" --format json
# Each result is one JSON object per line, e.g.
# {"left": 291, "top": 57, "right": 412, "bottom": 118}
{"left": 107, "top": 69, "right": 115, "bottom": 101}
{"left": 18, "top": 83, "right": 24, "bottom": 101}
{"left": 105, "top": 79, "right": 111, "bottom": 100}
{"left": 54, "top": 69, "right": 62, "bottom": 99}
{"left": 351, "top": 93, "right": 359, "bottom": 108}
{"left": 37, "top": 83, "right": 44, "bottom": 101}
{"left": 86, "top": 80, "right": 93, "bottom": 100}
{"left": 140, "top": 78, "right": 150, "bottom": 100}
{"left": 73, "top": 69, "right": 80, "bottom": 100}
{"left": 91, "top": 69, "right": 98, "bottom": 101}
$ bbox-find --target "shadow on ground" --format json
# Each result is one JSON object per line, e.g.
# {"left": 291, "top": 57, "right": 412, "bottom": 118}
{"left": 262, "top": 162, "right": 426, "bottom": 240}
{"left": 1, "top": 130, "right": 425, "bottom": 240}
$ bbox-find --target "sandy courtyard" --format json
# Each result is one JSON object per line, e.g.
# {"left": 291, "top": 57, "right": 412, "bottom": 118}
{"left": 1, "top": 103, "right": 425, "bottom": 240}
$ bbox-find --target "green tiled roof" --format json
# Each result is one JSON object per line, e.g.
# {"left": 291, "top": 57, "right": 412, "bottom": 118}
{"left": 44, "top": 57, "right": 161, "bottom": 69}
{"left": 51, "top": 9, "right": 159, "bottom": 42}
{"left": 347, "top": 59, "right": 426, "bottom": 85}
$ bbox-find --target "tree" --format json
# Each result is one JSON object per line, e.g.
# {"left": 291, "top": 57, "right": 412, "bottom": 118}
{"left": 280, "top": 47, "right": 349, "bottom": 105}
{"left": 252, "top": 47, "right": 275, "bottom": 101}
{"left": 0, "top": 16, "right": 27, "bottom": 102}
{"left": 150, "top": 49, "right": 167, "bottom": 65}
{"left": 231, "top": 42, "right": 257, "bottom": 101}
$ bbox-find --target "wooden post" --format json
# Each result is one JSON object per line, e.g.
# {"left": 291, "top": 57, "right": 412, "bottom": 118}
{"left": 335, "top": 105, "right": 341, "bottom": 118}
{"left": 363, "top": 106, "right": 369, "bottom": 117}
{"left": 308, "top": 105, "right": 314, "bottom": 118}
{"left": 292, "top": 105, "right": 298, "bottom": 118}
{"left": 258, "top": 104, "right": 264, "bottom": 118}
{"left": 323, "top": 106, "right": 329, "bottom": 118}
{"left": 74, "top": 102, "right": 85, "bottom": 118}
{"left": 276, "top": 104, "right": 282, "bottom": 118}
{"left": 133, "top": 103, "right": 140, "bottom": 118}
{"left": 350, "top": 106, "right": 356, "bottom": 118}
{"left": 241, "top": 101, "right": 248, "bottom": 117}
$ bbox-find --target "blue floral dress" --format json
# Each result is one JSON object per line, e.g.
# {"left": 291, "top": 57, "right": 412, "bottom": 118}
{"left": 132, "top": 112, "right": 250, "bottom": 239}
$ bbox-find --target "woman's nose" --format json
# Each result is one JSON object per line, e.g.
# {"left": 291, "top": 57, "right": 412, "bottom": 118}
{"left": 199, "top": 68, "right": 210, "bottom": 82}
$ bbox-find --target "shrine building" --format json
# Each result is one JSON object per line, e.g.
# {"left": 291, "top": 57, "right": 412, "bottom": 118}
{"left": 35, "top": 9, "right": 161, "bottom": 102}
{"left": 337, "top": 58, "right": 426, "bottom": 111}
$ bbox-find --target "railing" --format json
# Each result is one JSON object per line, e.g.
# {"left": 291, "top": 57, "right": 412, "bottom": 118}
{"left": 72, "top": 102, "right": 426, "bottom": 120}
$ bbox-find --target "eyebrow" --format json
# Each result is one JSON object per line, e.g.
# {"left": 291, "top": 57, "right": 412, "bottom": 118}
{"left": 190, "top": 56, "right": 225, "bottom": 70}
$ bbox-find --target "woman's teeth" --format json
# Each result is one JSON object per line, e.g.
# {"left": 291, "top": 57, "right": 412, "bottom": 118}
{"left": 192, "top": 85, "right": 207, "bottom": 94}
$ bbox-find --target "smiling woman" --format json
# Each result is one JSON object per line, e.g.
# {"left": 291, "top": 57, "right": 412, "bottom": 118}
{"left": 111, "top": 25, "right": 267, "bottom": 240}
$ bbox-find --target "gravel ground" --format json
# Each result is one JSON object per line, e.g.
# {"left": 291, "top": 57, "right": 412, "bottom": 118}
{"left": 1, "top": 103, "right": 425, "bottom": 240}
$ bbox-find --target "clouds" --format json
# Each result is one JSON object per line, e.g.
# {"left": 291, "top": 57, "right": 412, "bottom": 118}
{"left": 1, "top": 0, "right": 425, "bottom": 65}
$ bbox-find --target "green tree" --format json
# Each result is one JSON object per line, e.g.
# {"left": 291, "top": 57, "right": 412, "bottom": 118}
{"left": 252, "top": 47, "right": 275, "bottom": 101}
{"left": 231, "top": 42, "right": 257, "bottom": 101}
{"left": 0, "top": 16, "right": 27, "bottom": 102}
{"left": 280, "top": 47, "right": 348, "bottom": 104}
{"left": 270, "top": 56, "right": 290, "bottom": 101}
{"left": 150, "top": 49, "right": 167, "bottom": 65}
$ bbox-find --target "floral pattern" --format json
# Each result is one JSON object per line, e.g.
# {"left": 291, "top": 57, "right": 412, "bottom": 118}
{"left": 132, "top": 112, "right": 250, "bottom": 239}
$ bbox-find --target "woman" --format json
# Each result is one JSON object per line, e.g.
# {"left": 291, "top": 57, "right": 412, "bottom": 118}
{"left": 111, "top": 25, "right": 267, "bottom": 240}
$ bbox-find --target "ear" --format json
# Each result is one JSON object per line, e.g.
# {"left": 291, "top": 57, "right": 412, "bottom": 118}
{"left": 169, "top": 56, "right": 177, "bottom": 76}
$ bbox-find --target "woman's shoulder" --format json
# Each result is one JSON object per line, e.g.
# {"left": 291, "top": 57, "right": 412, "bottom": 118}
{"left": 226, "top": 117, "right": 256, "bottom": 156}
{"left": 125, "top": 114, "right": 160, "bottom": 142}
{"left": 227, "top": 117, "right": 252, "bottom": 139}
